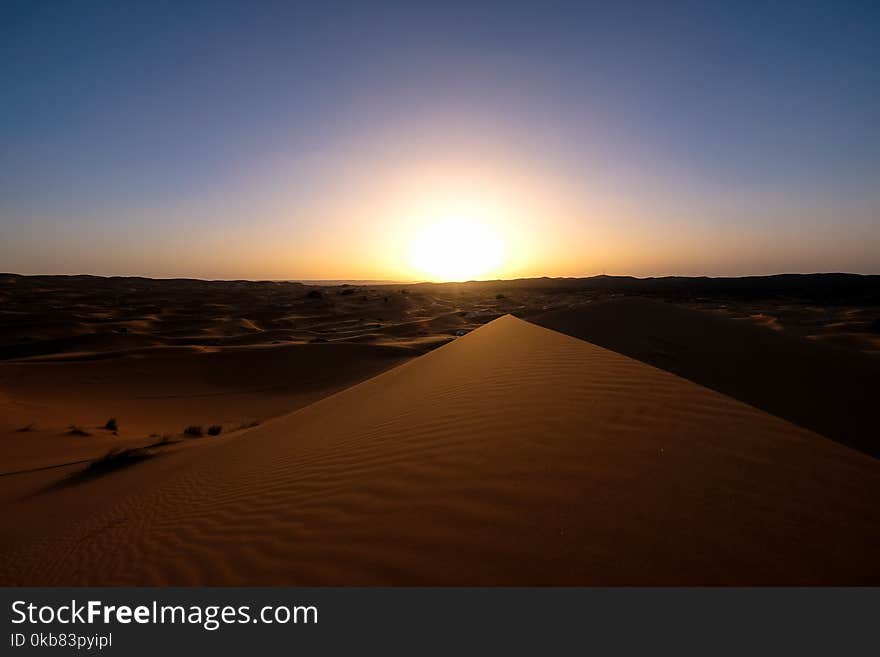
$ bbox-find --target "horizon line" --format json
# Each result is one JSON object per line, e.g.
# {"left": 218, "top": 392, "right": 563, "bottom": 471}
{"left": 2, "top": 271, "right": 879, "bottom": 285}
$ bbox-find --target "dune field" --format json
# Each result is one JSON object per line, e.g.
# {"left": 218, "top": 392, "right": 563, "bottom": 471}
{"left": 1, "top": 307, "right": 879, "bottom": 585}
{"left": 0, "top": 275, "right": 501, "bottom": 477}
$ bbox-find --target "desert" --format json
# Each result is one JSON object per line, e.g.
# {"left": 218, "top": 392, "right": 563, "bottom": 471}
{"left": 5, "top": 7, "right": 880, "bottom": 655}
{"left": 1, "top": 273, "right": 878, "bottom": 584}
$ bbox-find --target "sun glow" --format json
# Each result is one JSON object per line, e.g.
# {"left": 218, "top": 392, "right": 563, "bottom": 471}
{"left": 408, "top": 217, "right": 506, "bottom": 282}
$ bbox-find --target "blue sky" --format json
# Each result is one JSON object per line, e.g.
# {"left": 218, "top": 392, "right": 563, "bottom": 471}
{"left": 1, "top": 1, "right": 878, "bottom": 278}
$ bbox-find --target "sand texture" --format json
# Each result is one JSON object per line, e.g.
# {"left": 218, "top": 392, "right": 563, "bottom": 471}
{"left": 1, "top": 315, "right": 878, "bottom": 585}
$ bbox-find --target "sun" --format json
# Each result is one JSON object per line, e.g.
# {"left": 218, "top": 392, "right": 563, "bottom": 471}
{"left": 408, "top": 217, "right": 505, "bottom": 282}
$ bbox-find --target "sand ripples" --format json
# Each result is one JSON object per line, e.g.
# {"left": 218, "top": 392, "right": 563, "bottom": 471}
{"left": 2, "top": 316, "right": 879, "bottom": 585}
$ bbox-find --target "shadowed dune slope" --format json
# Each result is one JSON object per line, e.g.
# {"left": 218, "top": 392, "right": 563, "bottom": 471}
{"left": 0, "top": 342, "right": 414, "bottom": 473}
{"left": 529, "top": 297, "right": 880, "bottom": 459}
{"left": 1, "top": 315, "right": 879, "bottom": 585}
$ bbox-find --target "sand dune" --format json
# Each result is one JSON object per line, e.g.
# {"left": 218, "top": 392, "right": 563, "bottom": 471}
{"left": 1, "top": 315, "right": 878, "bottom": 585}
{"left": 0, "top": 274, "right": 502, "bottom": 361}
{"left": 529, "top": 297, "right": 880, "bottom": 458}
{"left": 0, "top": 342, "right": 412, "bottom": 474}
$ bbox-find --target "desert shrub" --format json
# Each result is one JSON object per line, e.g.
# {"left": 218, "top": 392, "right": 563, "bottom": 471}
{"left": 496, "top": 293, "right": 506, "bottom": 299}
{"left": 183, "top": 425, "right": 203, "bottom": 437}
{"left": 103, "top": 417, "right": 118, "bottom": 431}
{"left": 80, "top": 448, "right": 152, "bottom": 478}
{"left": 207, "top": 425, "right": 222, "bottom": 436}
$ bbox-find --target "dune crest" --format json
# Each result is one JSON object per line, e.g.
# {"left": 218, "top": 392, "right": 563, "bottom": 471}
{"left": 2, "top": 315, "right": 879, "bottom": 585}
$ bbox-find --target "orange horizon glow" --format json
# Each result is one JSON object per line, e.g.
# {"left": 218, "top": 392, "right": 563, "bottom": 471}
{"left": 4, "top": 4, "right": 880, "bottom": 282}
{"left": 3, "top": 133, "right": 878, "bottom": 283}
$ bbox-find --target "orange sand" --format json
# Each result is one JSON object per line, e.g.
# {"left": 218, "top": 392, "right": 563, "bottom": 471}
{"left": 1, "top": 315, "right": 878, "bottom": 585}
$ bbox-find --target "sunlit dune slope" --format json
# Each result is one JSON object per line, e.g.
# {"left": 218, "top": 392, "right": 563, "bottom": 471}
{"left": 529, "top": 297, "right": 880, "bottom": 458}
{"left": 2, "top": 315, "right": 879, "bottom": 585}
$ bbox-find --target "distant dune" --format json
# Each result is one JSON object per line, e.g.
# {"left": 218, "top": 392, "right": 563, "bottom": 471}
{"left": 2, "top": 315, "right": 878, "bottom": 585}
{"left": 530, "top": 297, "right": 880, "bottom": 458}
{"left": 414, "top": 272, "right": 880, "bottom": 303}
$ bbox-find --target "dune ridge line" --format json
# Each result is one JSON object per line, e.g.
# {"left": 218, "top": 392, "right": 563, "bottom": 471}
{"left": 1, "top": 315, "right": 878, "bottom": 585}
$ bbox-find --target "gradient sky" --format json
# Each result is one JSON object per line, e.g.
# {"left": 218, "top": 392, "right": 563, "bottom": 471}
{"left": 1, "top": 1, "right": 878, "bottom": 280}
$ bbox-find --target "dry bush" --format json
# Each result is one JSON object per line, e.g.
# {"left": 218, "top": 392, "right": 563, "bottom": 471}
{"left": 79, "top": 448, "right": 153, "bottom": 478}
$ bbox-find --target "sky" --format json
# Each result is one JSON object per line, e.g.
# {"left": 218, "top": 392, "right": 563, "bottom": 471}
{"left": 1, "top": 0, "right": 878, "bottom": 280}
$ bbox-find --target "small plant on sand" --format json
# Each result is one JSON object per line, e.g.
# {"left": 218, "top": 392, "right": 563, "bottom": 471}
{"left": 66, "top": 425, "right": 91, "bottom": 437}
{"left": 183, "top": 425, "right": 204, "bottom": 437}
{"left": 79, "top": 448, "right": 152, "bottom": 478}
{"left": 103, "top": 417, "right": 118, "bottom": 431}
{"left": 207, "top": 425, "right": 223, "bottom": 436}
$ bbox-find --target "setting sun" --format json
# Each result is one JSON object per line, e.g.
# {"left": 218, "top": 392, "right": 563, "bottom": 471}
{"left": 408, "top": 217, "right": 506, "bottom": 282}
